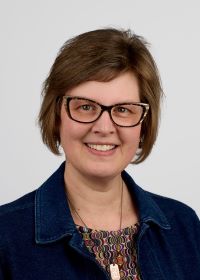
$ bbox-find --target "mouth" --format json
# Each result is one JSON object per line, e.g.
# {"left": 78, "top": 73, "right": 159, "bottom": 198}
{"left": 85, "top": 143, "right": 117, "bottom": 152}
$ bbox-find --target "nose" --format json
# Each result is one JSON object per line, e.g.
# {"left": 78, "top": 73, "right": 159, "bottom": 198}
{"left": 91, "top": 111, "right": 116, "bottom": 134}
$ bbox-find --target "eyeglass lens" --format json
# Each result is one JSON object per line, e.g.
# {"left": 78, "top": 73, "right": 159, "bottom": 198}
{"left": 67, "top": 98, "right": 146, "bottom": 127}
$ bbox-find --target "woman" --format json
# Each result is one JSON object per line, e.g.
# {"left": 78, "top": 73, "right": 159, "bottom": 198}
{"left": 0, "top": 28, "right": 200, "bottom": 280}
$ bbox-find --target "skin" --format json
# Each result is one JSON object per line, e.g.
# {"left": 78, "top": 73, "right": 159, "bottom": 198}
{"left": 60, "top": 72, "right": 141, "bottom": 230}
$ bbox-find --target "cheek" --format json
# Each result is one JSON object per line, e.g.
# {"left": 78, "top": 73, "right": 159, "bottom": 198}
{"left": 59, "top": 111, "right": 90, "bottom": 149}
{"left": 121, "top": 126, "right": 141, "bottom": 146}
{"left": 60, "top": 109, "right": 74, "bottom": 149}
{"left": 60, "top": 121, "right": 80, "bottom": 146}
{"left": 60, "top": 106, "right": 76, "bottom": 144}
{"left": 121, "top": 127, "right": 141, "bottom": 163}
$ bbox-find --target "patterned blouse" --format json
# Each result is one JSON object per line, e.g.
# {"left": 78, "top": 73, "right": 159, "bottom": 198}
{"left": 77, "top": 223, "right": 141, "bottom": 280}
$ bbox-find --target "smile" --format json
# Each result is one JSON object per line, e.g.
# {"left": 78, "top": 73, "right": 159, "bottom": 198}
{"left": 86, "top": 144, "right": 116, "bottom": 151}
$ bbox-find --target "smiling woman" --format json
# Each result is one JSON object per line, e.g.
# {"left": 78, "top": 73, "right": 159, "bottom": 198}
{"left": 0, "top": 28, "right": 200, "bottom": 280}
{"left": 59, "top": 73, "right": 143, "bottom": 180}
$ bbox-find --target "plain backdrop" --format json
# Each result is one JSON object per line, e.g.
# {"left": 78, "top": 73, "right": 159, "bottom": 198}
{"left": 0, "top": 0, "right": 199, "bottom": 217}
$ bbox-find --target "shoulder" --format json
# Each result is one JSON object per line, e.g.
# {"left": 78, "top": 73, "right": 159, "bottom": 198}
{"left": 0, "top": 190, "right": 35, "bottom": 217}
{"left": 148, "top": 191, "right": 197, "bottom": 215}
{"left": 0, "top": 191, "right": 36, "bottom": 246}
{"left": 147, "top": 191, "right": 200, "bottom": 229}
{"left": 123, "top": 170, "right": 200, "bottom": 228}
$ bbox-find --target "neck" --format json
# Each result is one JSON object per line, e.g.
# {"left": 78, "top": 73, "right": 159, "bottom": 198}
{"left": 64, "top": 163, "right": 138, "bottom": 230}
{"left": 65, "top": 162, "right": 122, "bottom": 205}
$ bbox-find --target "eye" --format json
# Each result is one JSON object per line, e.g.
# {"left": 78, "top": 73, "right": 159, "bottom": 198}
{"left": 70, "top": 98, "right": 100, "bottom": 114}
{"left": 116, "top": 107, "right": 129, "bottom": 113}
{"left": 80, "top": 104, "right": 93, "bottom": 111}
{"left": 114, "top": 106, "right": 131, "bottom": 114}
{"left": 112, "top": 104, "right": 140, "bottom": 117}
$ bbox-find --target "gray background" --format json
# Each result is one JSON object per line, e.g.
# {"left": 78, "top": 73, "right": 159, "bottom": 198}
{"left": 0, "top": 0, "right": 199, "bottom": 216}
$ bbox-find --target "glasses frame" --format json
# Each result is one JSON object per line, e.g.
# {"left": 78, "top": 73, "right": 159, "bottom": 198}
{"left": 63, "top": 96, "right": 150, "bottom": 127}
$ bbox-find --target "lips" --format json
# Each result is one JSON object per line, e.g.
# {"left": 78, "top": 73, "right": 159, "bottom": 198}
{"left": 86, "top": 143, "right": 116, "bottom": 151}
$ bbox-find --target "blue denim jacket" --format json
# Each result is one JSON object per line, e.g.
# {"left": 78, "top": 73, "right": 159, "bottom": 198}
{"left": 0, "top": 162, "right": 200, "bottom": 279}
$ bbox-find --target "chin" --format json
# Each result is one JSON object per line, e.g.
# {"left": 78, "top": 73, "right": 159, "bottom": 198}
{"left": 83, "top": 165, "right": 123, "bottom": 180}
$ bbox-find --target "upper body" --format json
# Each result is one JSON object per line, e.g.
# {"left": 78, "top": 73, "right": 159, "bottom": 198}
{"left": 0, "top": 162, "right": 200, "bottom": 280}
{"left": 1, "top": 28, "right": 200, "bottom": 279}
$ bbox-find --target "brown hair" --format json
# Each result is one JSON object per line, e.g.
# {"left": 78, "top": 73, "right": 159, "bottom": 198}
{"left": 38, "top": 28, "right": 163, "bottom": 163}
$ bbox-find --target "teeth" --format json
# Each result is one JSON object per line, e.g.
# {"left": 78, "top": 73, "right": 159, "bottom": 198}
{"left": 87, "top": 144, "right": 115, "bottom": 151}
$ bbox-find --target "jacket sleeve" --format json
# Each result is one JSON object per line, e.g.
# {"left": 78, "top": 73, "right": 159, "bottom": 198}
{"left": 0, "top": 247, "right": 7, "bottom": 280}
{"left": 188, "top": 209, "right": 200, "bottom": 266}
{"left": 192, "top": 210, "right": 200, "bottom": 244}
{"left": 0, "top": 257, "right": 5, "bottom": 280}
{"left": 0, "top": 267, "right": 5, "bottom": 280}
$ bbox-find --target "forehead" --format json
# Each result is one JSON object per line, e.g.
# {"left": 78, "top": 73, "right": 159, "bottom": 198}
{"left": 66, "top": 72, "right": 140, "bottom": 104}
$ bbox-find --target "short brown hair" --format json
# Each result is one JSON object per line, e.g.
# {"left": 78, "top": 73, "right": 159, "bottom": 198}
{"left": 38, "top": 28, "right": 163, "bottom": 164}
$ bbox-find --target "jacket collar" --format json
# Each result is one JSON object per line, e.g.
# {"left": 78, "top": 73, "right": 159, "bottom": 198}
{"left": 35, "top": 162, "right": 171, "bottom": 244}
{"left": 122, "top": 171, "right": 171, "bottom": 230}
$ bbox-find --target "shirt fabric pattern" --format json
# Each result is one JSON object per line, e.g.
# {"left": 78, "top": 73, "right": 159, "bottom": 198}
{"left": 78, "top": 224, "right": 141, "bottom": 279}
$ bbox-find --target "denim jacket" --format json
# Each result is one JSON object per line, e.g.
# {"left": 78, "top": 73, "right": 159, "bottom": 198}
{"left": 0, "top": 162, "right": 200, "bottom": 279}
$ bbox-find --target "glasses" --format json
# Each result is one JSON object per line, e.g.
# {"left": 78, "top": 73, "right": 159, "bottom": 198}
{"left": 63, "top": 96, "right": 149, "bottom": 127}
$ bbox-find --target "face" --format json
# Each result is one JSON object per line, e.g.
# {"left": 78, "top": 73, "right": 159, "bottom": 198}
{"left": 60, "top": 72, "right": 141, "bottom": 180}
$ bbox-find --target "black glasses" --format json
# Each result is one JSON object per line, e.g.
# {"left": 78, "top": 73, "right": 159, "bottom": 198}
{"left": 63, "top": 96, "right": 149, "bottom": 127}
